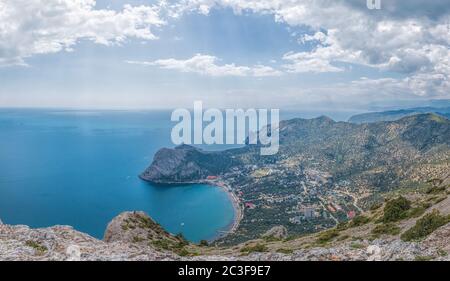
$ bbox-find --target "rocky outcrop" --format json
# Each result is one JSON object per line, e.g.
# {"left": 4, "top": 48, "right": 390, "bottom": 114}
{"left": 104, "top": 211, "right": 173, "bottom": 244}
{"left": 1, "top": 213, "right": 449, "bottom": 261}
{"left": 140, "top": 144, "right": 236, "bottom": 184}
{"left": 0, "top": 223, "right": 177, "bottom": 261}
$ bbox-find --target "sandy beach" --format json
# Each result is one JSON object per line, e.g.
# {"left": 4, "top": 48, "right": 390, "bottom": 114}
{"left": 202, "top": 179, "right": 244, "bottom": 239}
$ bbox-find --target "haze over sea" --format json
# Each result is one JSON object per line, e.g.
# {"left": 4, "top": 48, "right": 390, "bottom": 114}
{"left": 0, "top": 108, "right": 356, "bottom": 242}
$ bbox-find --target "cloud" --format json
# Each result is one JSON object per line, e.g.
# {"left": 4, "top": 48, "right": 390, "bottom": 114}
{"left": 171, "top": 0, "right": 450, "bottom": 97}
{"left": 127, "top": 54, "right": 283, "bottom": 77}
{"left": 0, "top": 0, "right": 166, "bottom": 66}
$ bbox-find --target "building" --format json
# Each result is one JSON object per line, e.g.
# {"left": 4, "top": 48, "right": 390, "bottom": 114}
{"left": 347, "top": 211, "right": 356, "bottom": 219}
{"left": 245, "top": 202, "right": 256, "bottom": 209}
{"left": 300, "top": 207, "right": 316, "bottom": 218}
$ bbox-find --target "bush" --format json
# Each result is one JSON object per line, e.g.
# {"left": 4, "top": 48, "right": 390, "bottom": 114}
{"left": 401, "top": 210, "right": 450, "bottom": 241}
{"left": 349, "top": 215, "right": 370, "bottom": 227}
{"left": 199, "top": 240, "right": 209, "bottom": 247}
{"left": 425, "top": 186, "right": 446, "bottom": 194}
{"left": 175, "top": 233, "right": 188, "bottom": 246}
{"left": 382, "top": 196, "right": 411, "bottom": 223}
{"left": 336, "top": 222, "right": 349, "bottom": 231}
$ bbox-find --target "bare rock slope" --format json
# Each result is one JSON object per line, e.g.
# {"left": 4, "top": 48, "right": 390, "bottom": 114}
{"left": 1, "top": 209, "right": 450, "bottom": 261}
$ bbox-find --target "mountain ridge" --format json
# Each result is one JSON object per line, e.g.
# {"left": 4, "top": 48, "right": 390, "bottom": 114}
{"left": 140, "top": 113, "right": 450, "bottom": 244}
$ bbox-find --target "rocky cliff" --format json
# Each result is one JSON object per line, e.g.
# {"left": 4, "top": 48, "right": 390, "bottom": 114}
{"left": 140, "top": 144, "right": 237, "bottom": 183}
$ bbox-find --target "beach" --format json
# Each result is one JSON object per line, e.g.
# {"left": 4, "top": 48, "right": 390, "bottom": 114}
{"left": 202, "top": 179, "right": 244, "bottom": 239}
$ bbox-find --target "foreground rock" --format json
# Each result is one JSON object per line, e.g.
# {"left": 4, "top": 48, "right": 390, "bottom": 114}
{"left": 1, "top": 212, "right": 449, "bottom": 261}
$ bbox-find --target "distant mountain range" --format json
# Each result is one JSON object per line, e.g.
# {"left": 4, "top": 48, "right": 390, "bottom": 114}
{"left": 349, "top": 106, "right": 450, "bottom": 124}
{"left": 142, "top": 114, "right": 450, "bottom": 188}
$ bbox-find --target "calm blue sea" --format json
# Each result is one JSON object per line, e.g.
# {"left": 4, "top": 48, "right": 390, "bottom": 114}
{"left": 0, "top": 109, "right": 236, "bottom": 242}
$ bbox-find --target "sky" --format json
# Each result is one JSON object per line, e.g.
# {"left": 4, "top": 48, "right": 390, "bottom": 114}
{"left": 0, "top": 0, "right": 449, "bottom": 111}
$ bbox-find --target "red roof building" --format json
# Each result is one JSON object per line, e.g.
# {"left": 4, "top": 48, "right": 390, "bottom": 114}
{"left": 245, "top": 202, "right": 256, "bottom": 209}
{"left": 347, "top": 211, "right": 356, "bottom": 219}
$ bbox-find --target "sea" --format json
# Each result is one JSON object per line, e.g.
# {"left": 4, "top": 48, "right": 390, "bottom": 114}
{"left": 0, "top": 108, "right": 358, "bottom": 242}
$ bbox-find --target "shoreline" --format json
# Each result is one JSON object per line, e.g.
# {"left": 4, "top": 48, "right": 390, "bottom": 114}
{"left": 141, "top": 177, "right": 244, "bottom": 242}
{"left": 208, "top": 180, "right": 243, "bottom": 239}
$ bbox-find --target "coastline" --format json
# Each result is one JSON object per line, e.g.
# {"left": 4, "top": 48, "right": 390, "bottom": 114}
{"left": 207, "top": 180, "right": 243, "bottom": 239}
{"left": 141, "top": 177, "right": 244, "bottom": 242}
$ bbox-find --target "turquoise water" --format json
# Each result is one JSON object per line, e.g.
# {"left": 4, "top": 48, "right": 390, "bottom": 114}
{"left": 0, "top": 109, "right": 235, "bottom": 242}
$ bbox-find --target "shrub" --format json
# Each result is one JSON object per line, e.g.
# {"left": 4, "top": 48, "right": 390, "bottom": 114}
{"left": 199, "top": 240, "right": 209, "bottom": 247}
{"left": 382, "top": 196, "right": 411, "bottom": 223}
{"left": 401, "top": 210, "right": 450, "bottom": 241}
{"left": 349, "top": 215, "right": 370, "bottom": 227}
{"left": 177, "top": 248, "right": 190, "bottom": 257}
{"left": 425, "top": 186, "right": 446, "bottom": 195}
{"left": 175, "top": 233, "right": 189, "bottom": 246}
{"left": 151, "top": 239, "right": 171, "bottom": 250}
{"left": 336, "top": 222, "right": 349, "bottom": 231}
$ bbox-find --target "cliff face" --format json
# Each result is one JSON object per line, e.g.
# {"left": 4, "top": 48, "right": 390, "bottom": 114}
{"left": 140, "top": 144, "right": 237, "bottom": 183}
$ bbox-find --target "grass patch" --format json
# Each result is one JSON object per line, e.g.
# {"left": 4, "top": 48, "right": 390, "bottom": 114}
{"left": 350, "top": 242, "right": 365, "bottom": 249}
{"left": 349, "top": 215, "right": 370, "bottom": 227}
{"left": 404, "top": 206, "right": 426, "bottom": 219}
{"left": 263, "top": 236, "right": 282, "bottom": 242}
{"left": 25, "top": 240, "right": 47, "bottom": 255}
{"left": 276, "top": 248, "right": 294, "bottom": 254}
{"left": 132, "top": 236, "right": 144, "bottom": 243}
{"left": 337, "top": 234, "right": 350, "bottom": 241}
{"left": 240, "top": 244, "right": 268, "bottom": 253}
{"left": 401, "top": 210, "right": 450, "bottom": 241}
{"left": 316, "top": 229, "right": 340, "bottom": 245}
{"left": 371, "top": 223, "right": 401, "bottom": 236}
{"left": 438, "top": 249, "right": 448, "bottom": 257}
{"left": 370, "top": 202, "right": 383, "bottom": 211}
{"left": 414, "top": 255, "right": 434, "bottom": 261}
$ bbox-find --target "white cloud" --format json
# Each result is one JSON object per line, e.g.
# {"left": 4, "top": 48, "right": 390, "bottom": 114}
{"left": 0, "top": 0, "right": 165, "bottom": 66}
{"left": 127, "top": 54, "right": 283, "bottom": 77}
{"left": 171, "top": 0, "right": 450, "bottom": 97}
